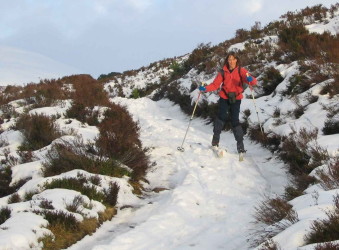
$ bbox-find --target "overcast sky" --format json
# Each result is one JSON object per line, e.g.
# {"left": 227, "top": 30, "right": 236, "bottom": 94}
{"left": 0, "top": 0, "right": 338, "bottom": 79}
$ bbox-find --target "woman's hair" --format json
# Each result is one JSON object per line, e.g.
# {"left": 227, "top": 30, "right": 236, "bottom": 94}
{"left": 224, "top": 52, "right": 241, "bottom": 69}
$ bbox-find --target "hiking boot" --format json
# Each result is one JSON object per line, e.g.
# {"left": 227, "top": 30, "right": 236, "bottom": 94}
{"left": 212, "top": 140, "right": 219, "bottom": 147}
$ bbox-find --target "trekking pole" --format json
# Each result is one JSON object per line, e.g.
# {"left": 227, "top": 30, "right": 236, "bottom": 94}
{"left": 249, "top": 84, "right": 264, "bottom": 135}
{"left": 177, "top": 83, "right": 205, "bottom": 152}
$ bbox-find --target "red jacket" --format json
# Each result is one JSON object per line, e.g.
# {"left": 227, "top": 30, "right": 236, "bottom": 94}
{"left": 205, "top": 65, "right": 257, "bottom": 100}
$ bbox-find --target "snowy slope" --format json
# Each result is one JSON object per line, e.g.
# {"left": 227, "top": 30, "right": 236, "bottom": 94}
{"left": 67, "top": 97, "right": 288, "bottom": 250}
{"left": 0, "top": 5, "right": 338, "bottom": 250}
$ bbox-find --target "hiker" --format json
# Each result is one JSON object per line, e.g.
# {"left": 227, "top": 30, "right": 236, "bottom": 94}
{"left": 199, "top": 52, "right": 257, "bottom": 153}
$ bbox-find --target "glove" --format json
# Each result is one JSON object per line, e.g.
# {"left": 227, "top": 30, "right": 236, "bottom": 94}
{"left": 246, "top": 75, "right": 253, "bottom": 82}
{"left": 199, "top": 86, "right": 206, "bottom": 92}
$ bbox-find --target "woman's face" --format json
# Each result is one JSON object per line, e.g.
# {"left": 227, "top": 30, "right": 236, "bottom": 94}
{"left": 227, "top": 55, "right": 237, "bottom": 70}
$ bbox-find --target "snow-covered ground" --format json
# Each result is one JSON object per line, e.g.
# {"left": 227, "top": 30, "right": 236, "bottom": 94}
{"left": 0, "top": 91, "right": 337, "bottom": 249}
{"left": 0, "top": 6, "right": 338, "bottom": 250}
{"left": 65, "top": 97, "right": 287, "bottom": 250}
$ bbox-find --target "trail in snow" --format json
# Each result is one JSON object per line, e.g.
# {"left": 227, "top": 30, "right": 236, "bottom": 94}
{"left": 68, "top": 97, "right": 288, "bottom": 250}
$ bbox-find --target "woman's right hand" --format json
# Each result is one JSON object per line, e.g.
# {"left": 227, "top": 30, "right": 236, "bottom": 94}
{"left": 199, "top": 86, "right": 206, "bottom": 92}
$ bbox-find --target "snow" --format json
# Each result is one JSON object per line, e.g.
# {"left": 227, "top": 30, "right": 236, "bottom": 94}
{"left": 0, "top": 83, "right": 337, "bottom": 249}
{"left": 306, "top": 13, "right": 339, "bottom": 35}
{"left": 66, "top": 97, "right": 288, "bottom": 250}
{"left": 0, "top": 7, "right": 338, "bottom": 250}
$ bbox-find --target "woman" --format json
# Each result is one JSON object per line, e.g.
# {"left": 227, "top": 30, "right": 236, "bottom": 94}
{"left": 199, "top": 52, "right": 257, "bottom": 153}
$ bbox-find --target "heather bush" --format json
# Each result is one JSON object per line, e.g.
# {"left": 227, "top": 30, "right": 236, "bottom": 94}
{"left": 38, "top": 207, "right": 114, "bottom": 250}
{"left": 170, "top": 61, "right": 186, "bottom": 79}
{"left": 254, "top": 196, "right": 298, "bottom": 226}
{"left": 258, "top": 239, "right": 282, "bottom": 250}
{"left": 96, "top": 105, "right": 149, "bottom": 180}
{"left": 304, "top": 194, "right": 339, "bottom": 245}
{"left": 292, "top": 105, "right": 305, "bottom": 119}
{"left": 66, "top": 103, "right": 100, "bottom": 126}
{"left": 44, "top": 176, "right": 119, "bottom": 207}
{"left": 314, "top": 242, "right": 339, "bottom": 250}
{"left": 65, "top": 102, "right": 88, "bottom": 123}
{"left": 280, "top": 128, "right": 318, "bottom": 175}
{"left": 42, "top": 139, "right": 131, "bottom": 178}
{"left": 0, "top": 104, "right": 18, "bottom": 120}
{"left": 253, "top": 195, "right": 299, "bottom": 246}
{"left": 247, "top": 126, "right": 281, "bottom": 153}
{"left": 97, "top": 72, "right": 121, "bottom": 82}
{"left": 0, "top": 166, "right": 12, "bottom": 197}
{"left": 317, "top": 157, "right": 339, "bottom": 190}
{"left": 44, "top": 177, "right": 104, "bottom": 201}
{"left": 260, "top": 67, "right": 284, "bottom": 96}
{"left": 16, "top": 113, "right": 62, "bottom": 151}
{"left": 284, "top": 174, "right": 317, "bottom": 201}
{"left": 0, "top": 206, "right": 11, "bottom": 225}
{"left": 65, "top": 195, "right": 85, "bottom": 213}
{"left": 320, "top": 78, "right": 339, "bottom": 98}
{"left": 103, "top": 182, "right": 120, "bottom": 207}
{"left": 39, "top": 199, "right": 54, "bottom": 210}
{"left": 284, "top": 73, "right": 309, "bottom": 96}
{"left": 322, "top": 118, "right": 339, "bottom": 135}
{"left": 7, "top": 193, "right": 21, "bottom": 204}
{"left": 183, "top": 43, "right": 212, "bottom": 73}
{"left": 37, "top": 209, "right": 80, "bottom": 231}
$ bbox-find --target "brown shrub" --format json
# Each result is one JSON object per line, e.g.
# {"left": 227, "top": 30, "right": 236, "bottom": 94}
{"left": 314, "top": 242, "right": 339, "bottom": 250}
{"left": 16, "top": 113, "right": 62, "bottom": 151}
{"left": 304, "top": 194, "right": 339, "bottom": 245}
{"left": 96, "top": 104, "right": 149, "bottom": 180}
{"left": 254, "top": 196, "right": 298, "bottom": 226}
{"left": 63, "top": 75, "right": 110, "bottom": 107}
{"left": 317, "top": 157, "right": 339, "bottom": 190}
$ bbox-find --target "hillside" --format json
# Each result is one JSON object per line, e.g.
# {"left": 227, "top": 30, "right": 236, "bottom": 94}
{"left": 0, "top": 3, "right": 338, "bottom": 250}
{"left": 0, "top": 46, "right": 81, "bottom": 85}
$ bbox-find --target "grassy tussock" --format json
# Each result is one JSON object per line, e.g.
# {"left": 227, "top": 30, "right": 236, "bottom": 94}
{"left": 39, "top": 207, "right": 116, "bottom": 249}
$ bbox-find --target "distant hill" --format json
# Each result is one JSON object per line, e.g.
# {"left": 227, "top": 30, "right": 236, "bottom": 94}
{"left": 0, "top": 46, "right": 81, "bottom": 85}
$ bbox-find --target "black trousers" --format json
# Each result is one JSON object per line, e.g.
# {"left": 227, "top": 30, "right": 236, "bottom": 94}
{"left": 213, "top": 98, "right": 244, "bottom": 152}
{"left": 217, "top": 98, "right": 241, "bottom": 127}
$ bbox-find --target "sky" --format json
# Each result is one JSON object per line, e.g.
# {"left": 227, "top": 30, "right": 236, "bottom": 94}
{"left": 0, "top": 0, "right": 338, "bottom": 80}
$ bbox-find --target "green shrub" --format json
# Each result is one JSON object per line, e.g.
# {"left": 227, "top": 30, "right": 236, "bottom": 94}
{"left": 261, "top": 67, "right": 284, "bottom": 96}
{"left": 37, "top": 209, "right": 80, "bottom": 231}
{"left": 322, "top": 118, "right": 339, "bottom": 135}
{"left": 44, "top": 176, "right": 119, "bottom": 207}
{"left": 170, "top": 61, "right": 186, "bottom": 79}
{"left": 0, "top": 166, "right": 14, "bottom": 198}
{"left": 0, "top": 206, "right": 11, "bottom": 225}
{"left": 44, "top": 177, "right": 106, "bottom": 203}
{"left": 131, "top": 89, "right": 140, "bottom": 99}
{"left": 42, "top": 139, "right": 132, "bottom": 179}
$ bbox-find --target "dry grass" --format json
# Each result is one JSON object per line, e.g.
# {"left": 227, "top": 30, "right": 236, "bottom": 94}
{"left": 39, "top": 206, "right": 116, "bottom": 249}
